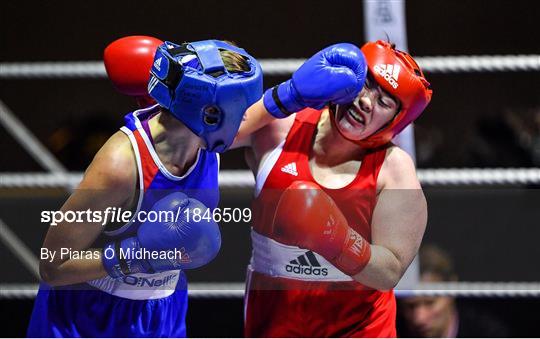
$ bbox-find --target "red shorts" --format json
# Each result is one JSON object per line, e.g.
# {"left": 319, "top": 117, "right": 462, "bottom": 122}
{"left": 244, "top": 271, "right": 396, "bottom": 338}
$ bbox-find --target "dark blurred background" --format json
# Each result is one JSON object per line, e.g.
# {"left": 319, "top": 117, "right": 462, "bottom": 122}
{"left": 1, "top": 0, "right": 539, "bottom": 337}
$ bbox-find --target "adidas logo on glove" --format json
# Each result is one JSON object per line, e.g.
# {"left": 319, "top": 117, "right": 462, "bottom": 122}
{"left": 285, "top": 251, "right": 328, "bottom": 276}
{"left": 373, "top": 63, "right": 400, "bottom": 89}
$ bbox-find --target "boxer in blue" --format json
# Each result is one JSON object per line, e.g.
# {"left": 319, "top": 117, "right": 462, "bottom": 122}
{"left": 27, "top": 39, "right": 262, "bottom": 337}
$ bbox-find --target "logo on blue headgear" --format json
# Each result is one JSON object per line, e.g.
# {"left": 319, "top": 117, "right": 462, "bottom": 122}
{"left": 148, "top": 40, "right": 263, "bottom": 152}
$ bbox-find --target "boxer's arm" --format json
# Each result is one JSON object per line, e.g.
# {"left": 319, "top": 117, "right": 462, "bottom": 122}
{"left": 39, "top": 132, "right": 136, "bottom": 286}
{"left": 230, "top": 99, "right": 275, "bottom": 149}
{"left": 232, "top": 99, "right": 295, "bottom": 177}
{"left": 352, "top": 147, "right": 427, "bottom": 290}
{"left": 232, "top": 43, "right": 367, "bottom": 149}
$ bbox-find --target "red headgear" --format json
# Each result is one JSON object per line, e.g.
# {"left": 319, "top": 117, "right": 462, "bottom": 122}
{"left": 334, "top": 40, "right": 432, "bottom": 148}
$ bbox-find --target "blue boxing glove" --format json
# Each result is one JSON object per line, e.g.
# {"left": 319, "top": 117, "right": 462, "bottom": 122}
{"left": 263, "top": 43, "right": 367, "bottom": 118}
{"left": 102, "top": 192, "right": 221, "bottom": 278}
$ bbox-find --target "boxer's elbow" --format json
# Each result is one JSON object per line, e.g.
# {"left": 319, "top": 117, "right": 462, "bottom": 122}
{"left": 353, "top": 248, "right": 403, "bottom": 290}
{"left": 380, "top": 250, "right": 409, "bottom": 290}
{"left": 39, "top": 261, "right": 64, "bottom": 286}
{"left": 372, "top": 261, "right": 402, "bottom": 291}
{"left": 354, "top": 269, "right": 401, "bottom": 291}
{"left": 380, "top": 267, "right": 403, "bottom": 290}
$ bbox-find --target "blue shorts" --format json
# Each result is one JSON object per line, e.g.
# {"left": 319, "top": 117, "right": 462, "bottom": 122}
{"left": 27, "top": 281, "right": 188, "bottom": 338}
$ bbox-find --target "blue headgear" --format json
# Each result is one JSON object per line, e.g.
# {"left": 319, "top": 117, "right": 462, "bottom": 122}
{"left": 148, "top": 40, "right": 263, "bottom": 152}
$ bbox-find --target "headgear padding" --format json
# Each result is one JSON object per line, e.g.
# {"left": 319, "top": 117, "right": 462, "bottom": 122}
{"left": 335, "top": 40, "right": 432, "bottom": 148}
{"left": 148, "top": 40, "right": 263, "bottom": 152}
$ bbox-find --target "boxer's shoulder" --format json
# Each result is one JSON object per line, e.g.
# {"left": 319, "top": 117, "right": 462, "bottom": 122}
{"left": 377, "top": 145, "right": 420, "bottom": 190}
{"left": 251, "top": 115, "right": 295, "bottom": 159}
{"left": 78, "top": 131, "right": 136, "bottom": 193}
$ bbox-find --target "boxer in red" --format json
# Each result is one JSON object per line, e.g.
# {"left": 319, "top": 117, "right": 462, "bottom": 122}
{"left": 234, "top": 40, "right": 432, "bottom": 337}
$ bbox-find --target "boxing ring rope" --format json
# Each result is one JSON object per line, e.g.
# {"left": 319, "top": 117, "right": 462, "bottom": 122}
{"left": 1, "top": 282, "right": 540, "bottom": 299}
{"left": 1, "top": 54, "right": 539, "bottom": 187}
{"left": 1, "top": 55, "right": 540, "bottom": 79}
{"left": 1, "top": 168, "right": 540, "bottom": 189}
{"left": 1, "top": 54, "right": 539, "bottom": 186}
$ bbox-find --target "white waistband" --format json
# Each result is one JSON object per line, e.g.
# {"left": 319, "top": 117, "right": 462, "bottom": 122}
{"left": 250, "top": 229, "right": 353, "bottom": 282}
{"left": 87, "top": 270, "right": 180, "bottom": 300}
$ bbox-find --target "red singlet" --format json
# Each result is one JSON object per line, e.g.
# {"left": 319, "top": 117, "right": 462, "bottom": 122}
{"left": 245, "top": 109, "right": 396, "bottom": 337}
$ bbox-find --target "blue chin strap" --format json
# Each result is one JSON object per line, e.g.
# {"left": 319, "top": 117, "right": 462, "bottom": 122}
{"left": 148, "top": 40, "right": 263, "bottom": 152}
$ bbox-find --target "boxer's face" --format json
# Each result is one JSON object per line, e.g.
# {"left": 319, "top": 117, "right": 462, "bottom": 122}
{"left": 334, "top": 73, "right": 399, "bottom": 141}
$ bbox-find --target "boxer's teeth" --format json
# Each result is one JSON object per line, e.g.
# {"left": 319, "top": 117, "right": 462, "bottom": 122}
{"left": 348, "top": 108, "right": 364, "bottom": 124}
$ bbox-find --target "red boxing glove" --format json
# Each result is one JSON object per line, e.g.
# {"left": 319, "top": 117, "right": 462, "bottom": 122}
{"left": 272, "top": 181, "right": 371, "bottom": 276}
{"left": 104, "top": 35, "right": 163, "bottom": 107}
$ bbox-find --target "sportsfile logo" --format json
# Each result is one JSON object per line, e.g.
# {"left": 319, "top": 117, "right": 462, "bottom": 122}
{"left": 285, "top": 251, "right": 328, "bottom": 276}
{"left": 373, "top": 63, "right": 400, "bottom": 89}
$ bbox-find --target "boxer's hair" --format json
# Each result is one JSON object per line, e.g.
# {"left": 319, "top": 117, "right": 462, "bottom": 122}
{"left": 211, "top": 40, "right": 251, "bottom": 76}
